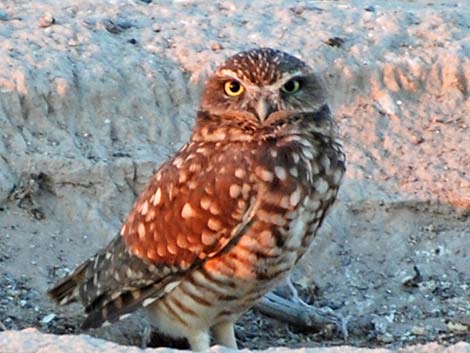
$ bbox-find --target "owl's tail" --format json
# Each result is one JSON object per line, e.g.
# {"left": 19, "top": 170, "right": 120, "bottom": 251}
{"left": 47, "top": 260, "right": 90, "bottom": 305}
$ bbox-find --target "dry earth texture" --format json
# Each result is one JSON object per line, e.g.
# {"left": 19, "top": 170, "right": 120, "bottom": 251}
{"left": 0, "top": 0, "right": 469, "bottom": 352}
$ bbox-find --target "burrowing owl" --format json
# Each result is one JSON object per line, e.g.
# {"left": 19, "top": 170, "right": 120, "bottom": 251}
{"left": 48, "top": 48, "right": 346, "bottom": 351}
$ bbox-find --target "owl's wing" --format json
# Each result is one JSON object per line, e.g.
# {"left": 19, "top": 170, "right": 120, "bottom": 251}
{"left": 48, "top": 142, "right": 260, "bottom": 328}
{"left": 121, "top": 143, "right": 258, "bottom": 270}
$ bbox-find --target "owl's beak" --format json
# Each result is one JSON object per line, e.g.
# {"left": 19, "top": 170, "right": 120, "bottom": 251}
{"left": 254, "top": 98, "right": 275, "bottom": 122}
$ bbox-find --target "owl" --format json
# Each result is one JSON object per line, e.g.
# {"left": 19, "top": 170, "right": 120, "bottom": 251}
{"left": 48, "top": 48, "right": 346, "bottom": 351}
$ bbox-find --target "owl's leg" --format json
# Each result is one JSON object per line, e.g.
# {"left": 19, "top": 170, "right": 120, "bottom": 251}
{"left": 272, "top": 276, "right": 303, "bottom": 303}
{"left": 141, "top": 324, "right": 152, "bottom": 348}
{"left": 212, "top": 321, "right": 237, "bottom": 348}
{"left": 187, "top": 330, "right": 211, "bottom": 352}
{"left": 146, "top": 302, "right": 210, "bottom": 351}
{"left": 256, "top": 276, "right": 348, "bottom": 338}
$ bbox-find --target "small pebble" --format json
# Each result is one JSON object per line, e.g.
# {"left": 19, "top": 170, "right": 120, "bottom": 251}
{"left": 411, "top": 326, "right": 426, "bottom": 336}
{"left": 377, "top": 333, "right": 394, "bottom": 343}
{"left": 211, "top": 42, "right": 223, "bottom": 51}
{"left": 410, "top": 135, "right": 424, "bottom": 145}
{"left": 41, "top": 313, "right": 56, "bottom": 324}
{"left": 290, "top": 5, "right": 306, "bottom": 15}
{"left": 401, "top": 266, "right": 422, "bottom": 288}
{"left": 447, "top": 322, "right": 468, "bottom": 333}
{"left": 68, "top": 39, "right": 79, "bottom": 47}
{"left": 38, "top": 13, "right": 55, "bottom": 28}
{"left": 117, "top": 19, "right": 133, "bottom": 30}
{"left": 420, "top": 279, "right": 438, "bottom": 292}
{"left": 82, "top": 18, "right": 96, "bottom": 29}
{"left": 0, "top": 10, "right": 9, "bottom": 21}
{"left": 104, "top": 19, "right": 121, "bottom": 34}
{"left": 323, "top": 37, "right": 345, "bottom": 48}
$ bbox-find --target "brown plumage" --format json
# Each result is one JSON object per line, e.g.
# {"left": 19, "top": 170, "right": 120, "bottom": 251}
{"left": 48, "top": 48, "right": 346, "bottom": 351}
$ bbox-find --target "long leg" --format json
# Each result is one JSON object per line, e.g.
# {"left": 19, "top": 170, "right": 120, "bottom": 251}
{"left": 212, "top": 321, "right": 237, "bottom": 348}
{"left": 187, "top": 330, "right": 211, "bottom": 352}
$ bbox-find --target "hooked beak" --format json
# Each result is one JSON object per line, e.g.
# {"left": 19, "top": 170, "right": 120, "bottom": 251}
{"left": 254, "top": 97, "right": 275, "bottom": 122}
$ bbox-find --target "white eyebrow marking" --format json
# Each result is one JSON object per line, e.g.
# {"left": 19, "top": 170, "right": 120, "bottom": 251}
{"left": 217, "top": 69, "right": 242, "bottom": 80}
{"left": 218, "top": 68, "right": 306, "bottom": 91}
{"left": 216, "top": 69, "right": 259, "bottom": 91}
{"left": 268, "top": 71, "right": 305, "bottom": 89}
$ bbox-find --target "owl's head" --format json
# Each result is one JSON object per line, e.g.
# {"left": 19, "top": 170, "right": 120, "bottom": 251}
{"left": 199, "top": 48, "right": 327, "bottom": 128}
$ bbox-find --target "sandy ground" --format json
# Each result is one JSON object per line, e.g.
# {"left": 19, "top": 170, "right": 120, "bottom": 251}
{"left": 0, "top": 0, "right": 469, "bottom": 352}
{"left": 1, "top": 329, "right": 470, "bottom": 353}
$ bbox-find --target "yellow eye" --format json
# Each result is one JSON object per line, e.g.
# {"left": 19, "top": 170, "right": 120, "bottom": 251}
{"left": 224, "top": 80, "right": 245, "bottom": 96}
{"left": 281, "top": 79, "right": 302, "bottom": 94}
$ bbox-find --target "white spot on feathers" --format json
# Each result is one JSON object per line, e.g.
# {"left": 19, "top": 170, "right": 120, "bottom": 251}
{"left": 255, "top": 167, "right": 274, "bottom": 182}
{"left": 140, "top": 201, "right": 149, "bottom": 216}
{"left": 235, "top": 168, "right": 246, "bottom": 179}
{"left": 143, "top": 297, "right": 158, "bottom": 307}
{"left": 321, "top": 155, "right": 331, "bottom": 170}
{"left": 181, "top": 203, "right": 197, "bottom": 219}
{"left": 111, "top": 292, "right": 121, "bottom": 300}
{"left": 201, "top": 229, "right": 217, "bottom": 246}
{"left": 172, "top": 157, "right": 184, "bottom": 168}
{"left": 179, "top": 171, "right": 188, "bottom": 183}
{"left": 208, "top": 217, "right": 223, "bottom": 231}
{"left": 333, "top": 169, "right": 343, "bottom": 184}
{"left": 302, "top": 147, "right": 314, "bottom": 160}
{"left": 153, "top": 188, "right": 162, "bottom": 206}
{"left": 292, "top": 153, "right": 300, "bottom": 163}
{"left": 126, "top": 268, "right": 135, "bottom": 278}
{"left": 200, "top": 196, "right": 211, "bottom": 210}
{"left": 314, "top": 178, "right": 329, "bottom": 194}
{"left": 138, "top": 223, "right": 146, "bottom": 240}
{"left": 289, "top": 186, "right": 302, "bottom": 207}
{"left": 164, "top": 281, "right": 181, "bottom": 293}
{"left": 274, "top": 166, "right": 287, "bottom": 181}
{"left": 229, "top": 184, "right": 241, "bottom": 198}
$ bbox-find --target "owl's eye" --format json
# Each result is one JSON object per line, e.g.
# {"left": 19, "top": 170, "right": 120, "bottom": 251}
{"left": 281, "top": 79, "right": 302, "bottom": 94}
{"left": 224, "top": 80, "right": 245, "bottom": 96}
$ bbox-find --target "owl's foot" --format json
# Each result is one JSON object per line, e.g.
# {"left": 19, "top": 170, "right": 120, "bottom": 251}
{"left": 255, "top": 278, "right": 348, "bottom": 339}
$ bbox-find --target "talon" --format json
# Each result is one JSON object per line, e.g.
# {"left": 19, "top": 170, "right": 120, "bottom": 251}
{"left": 256, "top": 285, "right": 349, "bottom": 339}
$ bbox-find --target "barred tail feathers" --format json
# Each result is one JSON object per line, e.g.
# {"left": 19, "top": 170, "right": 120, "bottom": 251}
{"left": 47, "top": 260, "right": 89, "bottom": 305}
{"left": 81, "top": 282, "right": 167, "bottom": 329}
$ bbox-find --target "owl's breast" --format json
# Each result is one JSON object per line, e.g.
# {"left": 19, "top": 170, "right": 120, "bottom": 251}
{"left": 251, "top": 133, "right": 346, "bottom": 260}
